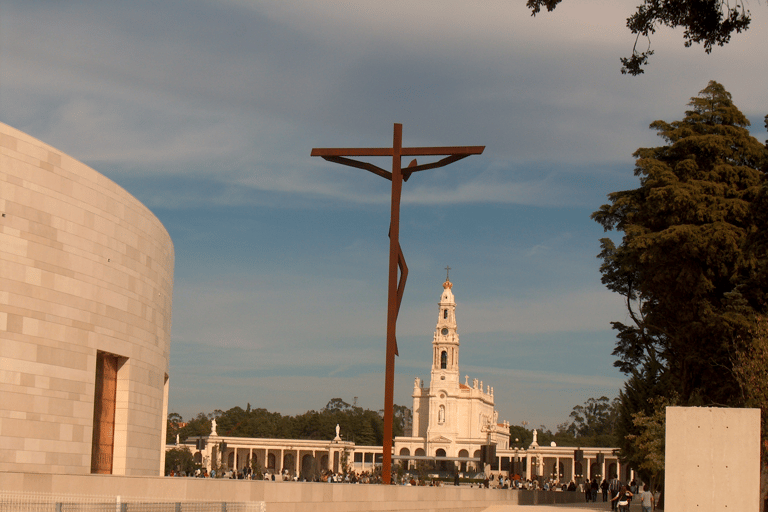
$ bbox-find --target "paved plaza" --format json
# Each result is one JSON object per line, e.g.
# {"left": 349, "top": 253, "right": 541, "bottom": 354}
{"left": 485, "top": 501, "right": 616, "bottom": 512}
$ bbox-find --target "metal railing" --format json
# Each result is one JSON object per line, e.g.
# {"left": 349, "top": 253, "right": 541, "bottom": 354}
{"left": 0, "top": 492, "right": 265, "bottom": 512}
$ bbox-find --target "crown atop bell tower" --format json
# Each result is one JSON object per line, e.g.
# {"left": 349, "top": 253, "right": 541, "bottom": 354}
{"left": 440, "top": 266, "right": 455, "bottom": 305}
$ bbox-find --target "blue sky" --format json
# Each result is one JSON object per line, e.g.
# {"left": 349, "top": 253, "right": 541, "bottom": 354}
{"left": 2, "top": 0, "right": 766, "bottom": 430}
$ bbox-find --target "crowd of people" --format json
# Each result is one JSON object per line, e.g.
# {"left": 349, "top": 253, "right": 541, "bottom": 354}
{"left": 167, "top": 466, "right": 656, "bottom": 509}
{"left": 472, "top": 474, "right": 654, "bottom": 511}
{"left": 575, "top": 477, "right": 654, "bottom": 512}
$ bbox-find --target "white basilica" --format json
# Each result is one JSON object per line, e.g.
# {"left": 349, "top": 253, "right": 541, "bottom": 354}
{"left": 173, "top": 276, "right": 628, "bottom": 483}
{"left": 394, "top": 276, "right": 510, "bottom": 464}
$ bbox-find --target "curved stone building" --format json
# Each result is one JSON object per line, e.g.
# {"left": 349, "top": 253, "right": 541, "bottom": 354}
{"left": 0, "top": 122, "right": 174, "bottom": 476}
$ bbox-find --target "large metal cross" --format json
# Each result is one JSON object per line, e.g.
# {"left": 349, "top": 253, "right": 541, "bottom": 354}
{"left": 311, "top": 123, "right": 484, "bottom": 484}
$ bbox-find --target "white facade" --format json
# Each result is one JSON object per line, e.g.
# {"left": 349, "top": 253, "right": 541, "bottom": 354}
{"left": 394, "top": 277, "right": 509, "bottom": 464}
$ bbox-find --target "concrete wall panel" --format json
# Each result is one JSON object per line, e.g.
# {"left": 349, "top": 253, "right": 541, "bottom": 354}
{"left": 665, "top": 406, "right": 760, "bottom": 512}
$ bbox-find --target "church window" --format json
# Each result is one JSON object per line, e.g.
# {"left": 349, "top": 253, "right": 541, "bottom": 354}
{"left": 443, "top": 309, "right": 448, "bottom": 319}
{"left": 440, "top": 351, "right": 447, "bottom": 369}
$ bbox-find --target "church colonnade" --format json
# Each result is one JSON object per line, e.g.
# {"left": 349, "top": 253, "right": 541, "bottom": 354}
{"left": 520, "top": 450, "right": 626, "bottom": 483}
{"left": 393, "top": 444, "right": 626, "bottom": 483}
{"left": 187, "top": 437, "right": 384, "bottom": 478}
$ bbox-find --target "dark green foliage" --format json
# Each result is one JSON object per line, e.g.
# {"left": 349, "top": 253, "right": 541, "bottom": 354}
{"left": 733, "top": 316, "right": 768, "bottom": 500}
{"left": 508, "top": 425, "right": 533, "bottom": 448}
{"left": 567, "top": 396, "right": 619, "bottom": 445}
{"left": 593, "top": 80, "right": 768, "bottom": 468}
{"left": 166, "top": 412, "right": 183, "bottom": 444}
{"left": 176, "top": 412, "right": 213, "bottom": 442}
{"left": 165, "top": 446, "right": 195, "bottom": 475}
{"left": 614, "top": 357, "right": 669, "bottom": 480}
{"left": 548, "top": 396, "right": 619, "bottom": 448}
{"left": 593, "top": 80, "right": 767, "bottom": 406}
{"left": 742, "top": 114, "right": 768, "bottom": 309}
{"left": 174, "top": 398, "right": 407, "bottom": 446}
{"left": 507, "top": 396, "right": 619, "bottom": 449}
{"left": 526, "top": 0, "right": 752, "bottom": 75}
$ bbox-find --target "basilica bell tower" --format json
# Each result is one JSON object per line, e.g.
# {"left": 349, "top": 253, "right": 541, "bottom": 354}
{"left": 430, "top": 270, "right": 460, "bottom": 388}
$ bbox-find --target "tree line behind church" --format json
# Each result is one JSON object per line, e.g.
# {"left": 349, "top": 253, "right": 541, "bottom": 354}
{"left": 168, "top": 395, "right": 619, "bottom": 449}
{"left": 168, "top": 398, "right": 414, "bottom": 447}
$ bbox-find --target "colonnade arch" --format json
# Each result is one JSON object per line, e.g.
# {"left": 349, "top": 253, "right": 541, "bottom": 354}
{"left": 284, "top": 453, "right": 295, "bottom": 473}
{"left": 575, "top": 461, "right": 584, "bottom": 479}
{"left": 300, "top": 454, "right": 315, "bottom": 481}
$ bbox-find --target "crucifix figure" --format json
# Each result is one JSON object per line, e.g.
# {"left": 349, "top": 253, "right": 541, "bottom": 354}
{"left": 311, "top": 123, "right": 484, "bottom": 484}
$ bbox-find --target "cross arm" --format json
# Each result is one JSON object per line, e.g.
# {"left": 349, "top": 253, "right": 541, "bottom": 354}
{"left": 311, "top": 147, "right": 393, "bottom": 157}
{"left": 316, "top": 155, "right": 392, "bottom": 181}
{"left": 401, "top": 146, "right": 485, "bottom": 157}
{"left": 402, "top": 154, "right": 473, "bottom": 181}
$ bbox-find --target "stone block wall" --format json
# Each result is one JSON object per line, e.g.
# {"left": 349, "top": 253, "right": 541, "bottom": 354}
{"left": 0, "top": 122, "right": 174, "bottom": 476}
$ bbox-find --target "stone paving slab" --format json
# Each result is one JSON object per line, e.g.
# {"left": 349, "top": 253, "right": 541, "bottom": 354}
{"left": 483, "top": 500, "right": 614, "bottom": 512}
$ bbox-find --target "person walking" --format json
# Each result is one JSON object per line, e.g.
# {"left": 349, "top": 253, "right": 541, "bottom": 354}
{"left": 601, "top": 478, "right": 609, "bottom": 501}
{"left": 640, "top": 484, "right": 655, "bottom": 512}
{"left": 609, "top": 477, "right": 621, "bottom": 510}
{"left": 612, "top": 485, "right": 633, "bottom": 512}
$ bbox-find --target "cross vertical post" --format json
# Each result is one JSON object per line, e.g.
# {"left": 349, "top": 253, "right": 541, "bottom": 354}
{"left": 383, "top": 123, "right": 402, "bottom": 486}
{"left": 311, "top": 124, "right": 483, "bottom": 484}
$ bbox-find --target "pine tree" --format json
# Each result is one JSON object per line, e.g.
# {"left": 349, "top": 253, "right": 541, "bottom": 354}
{"left": 593, "top": 81, "right": 768, "bottom": 405}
